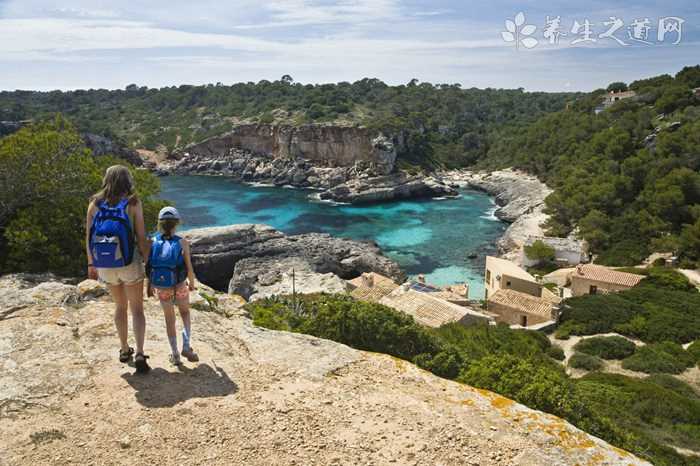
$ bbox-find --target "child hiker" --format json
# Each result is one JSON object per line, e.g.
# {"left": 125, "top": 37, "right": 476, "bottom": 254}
{"left": 146, "top": 207, "right": 199, "bottom": 366}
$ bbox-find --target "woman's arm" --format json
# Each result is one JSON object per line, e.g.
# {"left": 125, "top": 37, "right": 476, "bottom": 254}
{"left": 131, "top": 199, "right": 150, "bottom": 261}
{"left": 85, "top": 202, "right": 97, "bottom": 279}
{"left": 181, "top": 239, "right": 196, "bottom": 290}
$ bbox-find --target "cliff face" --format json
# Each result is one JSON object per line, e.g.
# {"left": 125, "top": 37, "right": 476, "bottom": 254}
{"left": 179, "top": 124, "right": 397, "bottom": 175}
{"left": 0, "top": 274, "right": 650, "bottom": 466}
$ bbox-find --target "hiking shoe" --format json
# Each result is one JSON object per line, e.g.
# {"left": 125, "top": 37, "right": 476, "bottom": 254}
{"left": 119, "top": 347, "right": 134, "bottom": 363}
{"left": 169, "top": 353, "right": 182, "bottom": 366}
{"left": 134, "top": 353, "right": 151, "bottom": 374}
{"left": 181, "top": 348, "right": 199, "bottom": 362}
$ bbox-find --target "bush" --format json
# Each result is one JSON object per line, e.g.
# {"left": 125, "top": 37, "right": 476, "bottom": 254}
{"left": 524, "top": 240, "right": 555, "bottom": 265}
{"left": 573, "top": 336, "right": 636, "bottom": 360}
{"left": 459, "top": 354, "right": 589, "bottom": 423}
{"left": 568, "top": 352, "right": 603, "bottom": 371}
{"left": 688, "top": 340, "right": 700, "bottom": 366}
{"left": 547, "top": 345, "right": 565, "bottom": 361}
{"left": 621, "top": 342, "right": 694, "bottom": 374}
{"left": 554, "top": 321, "right": 586, "bottom": 340}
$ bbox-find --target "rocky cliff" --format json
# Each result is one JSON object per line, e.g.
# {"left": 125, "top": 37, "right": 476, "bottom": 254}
{"left": 182, "top": 224, "right": 405, "bottom": 296}
{"left": 0, "top": 274, "right": 650, "bottom": 466}
{"left": 157, "top": 123, "right": 457, "bottom": 204}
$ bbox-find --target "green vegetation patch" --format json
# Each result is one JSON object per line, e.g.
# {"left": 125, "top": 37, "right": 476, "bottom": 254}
{"left": 568, "top": 352, "right": 603, "bottom": 371}
{"left": 573, "top": 336, "right": 636, "bottom": 360}
{"left": 621, "top": 342, "right": 695, "bottom": 374}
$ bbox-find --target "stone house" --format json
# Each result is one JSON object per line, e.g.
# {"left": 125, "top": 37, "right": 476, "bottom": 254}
{"left": 487, "top": 288, "right": 559, "bottom": 327}
{"left": 485, "top": 256, "right": 543, "bottom": 300}
{"left": 484, "top": 256, "right": 560, "bottom": 328}
{"left": 602, "top": 90, "right": 637, "bottom": 108}
{"left": 569, "top": 264, "right": 645, "bottom": 296}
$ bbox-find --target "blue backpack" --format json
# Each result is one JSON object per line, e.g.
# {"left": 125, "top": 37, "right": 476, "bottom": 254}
{"left": 148, "top": 233, "right": 185, "bottom": 288}
{"left": 89, "top": 199, "right": 135, "bottom": 268}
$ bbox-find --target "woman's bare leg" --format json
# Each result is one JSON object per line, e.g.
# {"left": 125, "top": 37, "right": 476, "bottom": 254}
{"left": 125, "top": 281, "right": 146, "bottom": 355}
{"left": 108, "top": 284, "right": 129, "bottom": 352}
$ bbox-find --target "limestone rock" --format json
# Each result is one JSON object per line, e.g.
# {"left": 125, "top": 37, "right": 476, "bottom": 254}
{"left": 182, "top": 224, "right": 404, "bottom": 293}
{"left": 0, "top": 277, "right": 650, "bottom": 465}
{"left": 231, "top": 257, "right": 349, "bottom": 301}
{"left": 318, "top": 172, "right": 458, "bottom": 204}
{"left": 77, "top": 279, "right": 108, "bottom": 300}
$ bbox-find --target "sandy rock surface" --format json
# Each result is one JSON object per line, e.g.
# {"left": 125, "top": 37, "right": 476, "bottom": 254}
{"left": 0, "top": 276, "right": 649, "bottom": 466}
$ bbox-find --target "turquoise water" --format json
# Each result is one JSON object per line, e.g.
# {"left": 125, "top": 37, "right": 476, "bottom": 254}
{"left": 158, "top": 176, "right": 505, "bottom": 299}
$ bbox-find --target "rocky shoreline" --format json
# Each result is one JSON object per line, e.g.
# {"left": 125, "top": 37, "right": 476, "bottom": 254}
{"left": 441, "top": 168, "right": 552, "bottom": 261}
{"left": 151, "top": 124, "right": 457, "bottom": 204}
{"left": 181, "top": 224, "right": 405, "bottom": 298}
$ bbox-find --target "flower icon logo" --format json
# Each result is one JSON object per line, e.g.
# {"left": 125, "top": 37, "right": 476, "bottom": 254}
{"left": 501, "top": 12, "right": 538, "bottom": 49}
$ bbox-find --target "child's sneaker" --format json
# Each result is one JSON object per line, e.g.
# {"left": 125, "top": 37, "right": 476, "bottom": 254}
{"left": 169, "top": 353, "right": 182, "bottom": 366}
{"left": 181, "top": 347, "right": 199, "bottom": 362}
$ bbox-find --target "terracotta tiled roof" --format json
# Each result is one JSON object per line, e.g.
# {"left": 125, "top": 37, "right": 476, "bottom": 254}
{"left": 573, "top": 264, "right": 644, "bottom": 288}
{"left": 380, "top": 289, "right": 490, "bottom": 328}
{"left": 488, "top": 289, "right": 556, "bottom": 319}
{"left": 348, "top": 273, "right": 399, "bottom": 303}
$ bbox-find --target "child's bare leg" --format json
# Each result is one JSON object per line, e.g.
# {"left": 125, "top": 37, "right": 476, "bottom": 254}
{"left": 177, "top": 296, "right": 198, "bottom": 361}
{"left": 161, "top": 300, "right": 179, "bottom": 359}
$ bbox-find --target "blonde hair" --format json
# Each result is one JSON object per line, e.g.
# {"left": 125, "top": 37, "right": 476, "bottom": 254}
{"left": 92, "top": 165, "right": 135, "bottom": 205}
{"left": 158, "top": 218, "right": 179, "bottom": 238}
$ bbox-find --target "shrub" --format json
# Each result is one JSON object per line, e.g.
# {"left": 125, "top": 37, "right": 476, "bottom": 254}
{"left": 688, "top": 340, "right": 700, "bottom": 366}
{"left": 547, "top": 345, "right": 565, "bottom": 361}
{"left": 554, "top": 321, "right": 586, "bottom": 340}
{"left": 568, "top": 352, "right": 603, "bottom": 371}
{"left": 559, "top": 294, "right": 641, "bottom": 335}
{"left": 459, "top": 354, "right": 589, "bottom": 423}
{"left": 573, "top": 336, "right": 636, "bottom": 360}
{"left": 621, "top": 342, "right": 694, "bottom": 374}
{"left": 524, "top": 240, "right": 555, "bottom": 265}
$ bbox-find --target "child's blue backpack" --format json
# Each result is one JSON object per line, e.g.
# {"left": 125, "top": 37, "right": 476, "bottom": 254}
{"left": 148, "top": 233, "right": 185, "bottom": 288}
{"left": 89, "top": 199, "right": 134, "bottom": 268}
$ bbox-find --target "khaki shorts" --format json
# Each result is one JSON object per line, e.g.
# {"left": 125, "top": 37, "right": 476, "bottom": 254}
{"left": 97, "top": 251, "right": 145, "bottom": 286}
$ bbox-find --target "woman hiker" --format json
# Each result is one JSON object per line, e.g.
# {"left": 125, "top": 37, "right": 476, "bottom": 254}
{"left": 86, "top": 165, "right": 151, "bottom": 373}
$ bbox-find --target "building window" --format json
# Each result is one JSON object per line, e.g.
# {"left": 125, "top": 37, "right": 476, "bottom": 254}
{"left": 506, "top": 280, "right": 512, "bottom": 287}
{"left": 486, "top": 269, "right": 491, "bottom": 284}
{"left": 589, "top": 285, "right": 597, "bottom": 295}
{"left": 520, "top": 315, "right": 528, "bottom": 327}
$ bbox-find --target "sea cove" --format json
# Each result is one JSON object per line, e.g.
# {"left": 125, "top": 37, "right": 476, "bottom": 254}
{"left": 159, "top": 175, "right": 506, "bottom": 298}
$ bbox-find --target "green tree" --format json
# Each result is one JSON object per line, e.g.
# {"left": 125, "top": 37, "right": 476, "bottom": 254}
{"left": 523, "top": 239, "right": 555, "bottom": 264}
{"left": 606, "top": 82, "right": 628, "bottom": 93}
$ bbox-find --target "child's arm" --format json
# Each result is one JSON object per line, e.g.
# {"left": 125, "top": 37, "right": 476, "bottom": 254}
{"left": 181, "top": 239, "right": 196, "bottom": 291}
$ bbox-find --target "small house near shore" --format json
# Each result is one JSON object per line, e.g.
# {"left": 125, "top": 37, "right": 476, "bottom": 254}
{"left": 569, "top": 264, "right": 645, "bottom": 296}
{"left": 484, "top": 256, "right": 560, "bottom": 328}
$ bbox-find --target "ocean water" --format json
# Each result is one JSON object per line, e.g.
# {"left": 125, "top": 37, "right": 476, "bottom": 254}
{"left": 158, "top": 175, "right": 505, "bottom": 299}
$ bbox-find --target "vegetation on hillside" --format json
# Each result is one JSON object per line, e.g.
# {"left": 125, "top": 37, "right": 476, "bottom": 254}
{"left": 573, "top": 336, "right": 637, "bottom": 360}
{"left": 248, "top": 292, "right": 700, "bottom": 466}
{"left": 485, "top": 65, "right": 700, "bottom": 266}
{"left": 0, "top": 78, "right": 574, "bottom": 168}
{"left": 558, "top": 268, "right": 700, "bottom": 344}
{"left": 0, "top": 118, "right": 164, "bottom": 276}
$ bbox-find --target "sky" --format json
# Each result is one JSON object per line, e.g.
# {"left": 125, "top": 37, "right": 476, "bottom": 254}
{"left": 0, "top": 0, "right": 698, "bottom": 92}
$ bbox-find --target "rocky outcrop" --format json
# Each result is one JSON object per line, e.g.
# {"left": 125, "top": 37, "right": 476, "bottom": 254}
{"left": 155, "top": 123, "right": 455, "bottom": 204}
{"left": 83, "top": 133, "right": 143, "bottom": 166}
{"left": 318, "top": 172, "right": 458, "bottom": 204}
{"left": 0, "top": 275, "right": 650, "bottom": 465}
{"left": 233, "top": 257, "right": 349, "bottom": 301}
{"left": 443, "top": 169, "right": 552, "bottom": 260}
{"left": 182, "top": 224, "right": 405, "bottom": 296}
{"left": 174, "top": 124, "right": 397, "bottom": 175}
